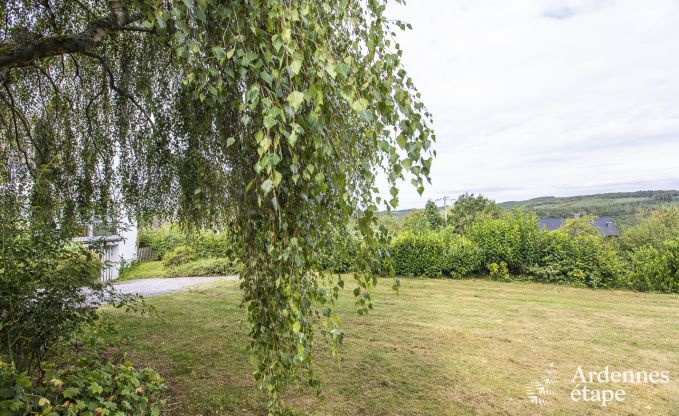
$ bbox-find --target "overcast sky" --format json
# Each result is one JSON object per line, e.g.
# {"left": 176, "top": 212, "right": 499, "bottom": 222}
{"left": 381, "top": 0, "right": 679, "bottom": 208}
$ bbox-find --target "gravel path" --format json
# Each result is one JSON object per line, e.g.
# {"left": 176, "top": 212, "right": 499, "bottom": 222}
{"left": 112, "top": 276, "right": 238, "bottom": 297}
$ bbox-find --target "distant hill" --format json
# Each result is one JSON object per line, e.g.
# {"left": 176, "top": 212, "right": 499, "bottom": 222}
{"left": 498, "top": 190, "right": 679, "bottom": 229}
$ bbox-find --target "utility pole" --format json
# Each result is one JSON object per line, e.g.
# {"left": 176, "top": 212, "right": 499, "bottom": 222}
{"left": 435, "top": 195, "right": 452, "bottom": 225}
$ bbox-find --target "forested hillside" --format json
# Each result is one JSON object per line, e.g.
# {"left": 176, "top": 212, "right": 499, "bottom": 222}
{"left": 498, "top": 190, "right": 679, "bottom": 229}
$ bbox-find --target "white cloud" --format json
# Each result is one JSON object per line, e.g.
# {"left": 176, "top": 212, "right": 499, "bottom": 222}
{"left": 381, "top": 0, "right": 679, "bottom": 207}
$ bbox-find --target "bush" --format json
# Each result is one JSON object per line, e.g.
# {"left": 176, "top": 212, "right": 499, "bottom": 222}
{"left": 138, "top": 226, "right": 234, "bottom": 261}
{"left": 439, "top": 231, "right": 482, "bottom": 277}
{"left": 162, "top": 245, "right": 198, "bottom": 268}
{"left": 467, "top": 210, "right": 540, "bottom": 274}
{"left": 1, "top": 195, "right": 148, "bottom": 377}
{"left": 58, "top": 244, "right": 103, "bottom": 285}
{"left": 402, "top": 210, "right": 432, "bottom": 235}
{"left": 628, "top": 238, "right": 679, "bottom": 293}
{"left": 487, "top": 261, "right": 509, "bottom": 281}
{"left": 1, "top": 355, "right": 165, "bottom": 415}
{"left": 529, "top": 231, "right": 623, "bottom": 288}
{"left": 137, "top": 226, "right": 186, "bottom": 260}
{"left": 320, "top": 231, "right": 361, "bottom": 274}
{"left": 391, "top": 231, "right": 446, "bottom": 277}
{"left": 620, "top": 207, "right": 679, "bottom": 252}
{"left": 168, "top": 258, "right": 241, "bottom": 277}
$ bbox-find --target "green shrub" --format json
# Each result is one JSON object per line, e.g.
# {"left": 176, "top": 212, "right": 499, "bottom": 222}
{"left": 321, "top": 231, "right": 361, "bottom": 274}
{"left": 137, "top": 226, "right": 186, "bottom": 260}
{"left": 391, "top": 231, "right": 446, "bottom": 277}
{"left": 0, "top": 356, "right": 165, "bottom": 415}
{"left": 402, "top": 210, "right": 432, "bottom": 235}
{"left": 447, "top": 192, "right": 500, "bottom": 234}
{"left": 620, "top": 207, "right": 679, "bottom": 252}
{"left": 570, "top": 234, "right": 623, "bottom": 288}
{"left": 439, "top": 232, "right": 482, "bottom": 277}
{"left": 628, "top": 238, "right": 679, "bottom": 293}
{"left": 162, "top": 245, "right": 198, "bottom": 268}
{"left": 467, "top": 210, "right": 540, "bottom": 274}
{"left": 168, "top": 258, "right": 241, "bottom": 277}
{"left": 487, "top": 261, "right": 509, "bottom": 281}
{"left": 58, "top": 244, "right": 103, "bottom": 285}
{"left": 530, "top": 231, "right": 623, "bottom": 288}
{"left": 1, "top": 229, "right": 103, "bottom": 373}
{"left": 138, "top": 226, "right": 234, "bottom": 261}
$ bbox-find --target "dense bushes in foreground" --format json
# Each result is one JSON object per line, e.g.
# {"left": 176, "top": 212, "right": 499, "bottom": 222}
{"left": 1, "top": 199, "right": 165, "bottom": 415}
{"left": 627, "top": 238, "right": 679, "bottom": 293}
{"left": 0, "top": 321, "right": 165, "bottom": 415}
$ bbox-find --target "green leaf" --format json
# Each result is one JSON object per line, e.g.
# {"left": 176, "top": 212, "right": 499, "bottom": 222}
{"left": 351, "top": 98, "right": 368, "bottom": 113}
{"left": 287, "top": 91, "right": 305, "bottom": 111}
{"left": 212, "top": 47, "right": 226, "bottom": 61}
{"left": 226, "top": 137, "right": 235, "bottom": 148}
{"left": 89, "top": 382, "right": 103, "bottom": 395}
{"left": 289, "top": 58, "right": 302, "bottom": 76}
{"left": 324, "top": 63, "right": 337, "bottom": 79}
{"left": 261, "top": 179, "right": 273, "bottom": 195}
{"left": 260, "top": 71, "right": 273, "bottom": 86}
{"left": 263, "top": 114, "right": 277, "bottom": 129}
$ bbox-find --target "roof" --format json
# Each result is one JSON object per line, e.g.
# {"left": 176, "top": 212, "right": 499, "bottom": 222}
{"left": 538, "top": 216, "right": 620, "bottom": 237}
{"left": 72, "top": 235, "right": 124, "bottom": 244}
{"left": 537, "top": 217, "right": 564, "bottom": 231}
{"left": 592, "top": 216, "right": 620, "bottom": 237}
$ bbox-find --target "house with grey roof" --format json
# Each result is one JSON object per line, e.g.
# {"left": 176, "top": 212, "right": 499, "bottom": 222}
{"left": 538, "top": 216, "right": 620, "bottom": 237}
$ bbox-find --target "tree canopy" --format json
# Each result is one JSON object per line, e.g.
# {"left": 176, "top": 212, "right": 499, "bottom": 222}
{"left": 1, "top": 0, "right": 434, "bottom": 412}
{"left": 424, "top": 199, "right": 443, "bottom": 229}
{"left": 448, "top": 193, "right": 499, "bottom": 234}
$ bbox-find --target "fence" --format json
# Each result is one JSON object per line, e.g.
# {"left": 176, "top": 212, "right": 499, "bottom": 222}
{"left": 137, "top": 247, "right": 154, "bottom": 263}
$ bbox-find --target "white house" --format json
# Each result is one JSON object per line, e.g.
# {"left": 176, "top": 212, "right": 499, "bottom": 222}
{"left": 73, "top": 222, "right": 137, "bottom": 281}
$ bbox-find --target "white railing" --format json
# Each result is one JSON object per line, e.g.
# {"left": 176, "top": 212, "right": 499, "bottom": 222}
{"left": 100, "top": 244, "right": 117, "bottom": 282}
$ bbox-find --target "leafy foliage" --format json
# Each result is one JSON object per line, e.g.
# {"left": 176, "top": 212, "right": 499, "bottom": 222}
{"left": 391, "top": 231, "right": 446, "bottom": 278}
{"left": 424, "top": 200, "right": 444, "bottom": 230}
{"left": 447, "top": 193, "right": 499, "bottom": 234}
{"left": 0, "top": 318, "right": 165, "bottom": 416}
{"left": 627, "top": 238, "right": 679, "bottom": 293}
{"left": 487, "top": 262, "right": 509, "bottom": 281}
{"left": 1, "top": 1, "right": 434, "bottom": 410}
{"left": 439, "top": 230, "right": 482, "bottom": 278}
{"left": 168, "top": 257, "right": 241, "bottom": 278}
{"left": 0, "top": 359, "right": 165, "bottom": 416}
{"left": 618, "top": 206, "right": 679, "bottom": 251}
{"left": 0, "top": 193, "right": 137, "bottom": 374}
{"left": 161, "top": 245, "right": 198, "bottom": 268}
{"left": 319, "top": 230, "right": 361, "bottom": 274}
{"left": 402, "top": 210, "right": 432, "bottom": 234}
{"left": 138, "top": 226, "right": 235, "bottom": 260}
{"left": 560, "top": 214, "right": 601, "bottom": 238}
{"left": 467, "top": 210, "right": 541, "bottom": 274}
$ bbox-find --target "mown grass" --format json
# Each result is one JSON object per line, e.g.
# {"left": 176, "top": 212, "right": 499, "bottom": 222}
{"left": 109, "top": 278, "right": 679, "bottom": 415}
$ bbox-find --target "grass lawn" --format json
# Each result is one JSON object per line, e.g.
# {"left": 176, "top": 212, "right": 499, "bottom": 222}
{"left": 120, "top": 261, "right": 169, "bottom": 279}
{"left": 109, "top": 278, "right": 679, "bottom": 415}
{"left": 120, "top": 259, "right": 236, "bottom": 280}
